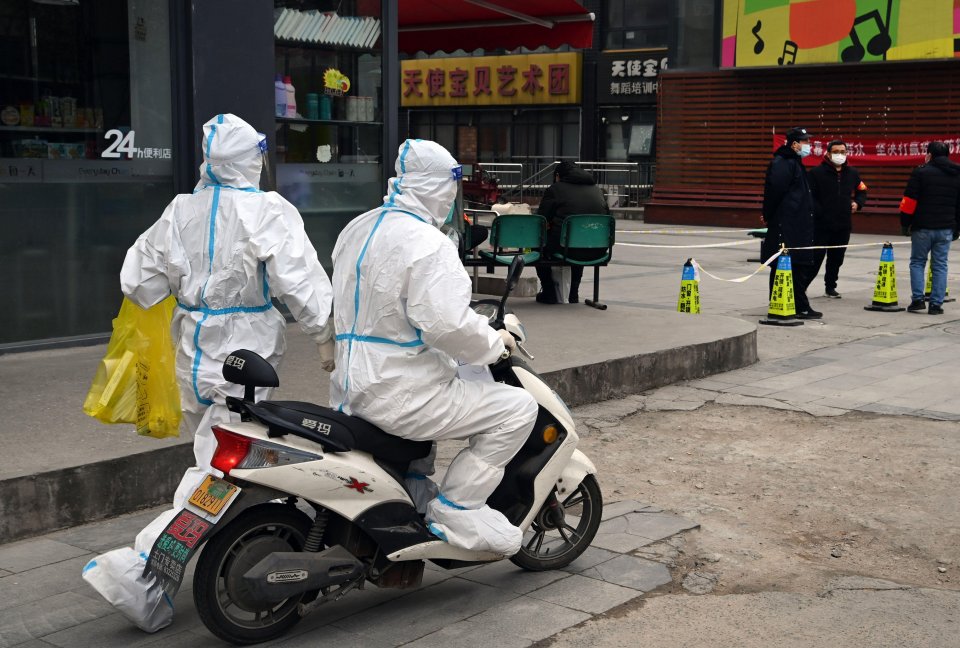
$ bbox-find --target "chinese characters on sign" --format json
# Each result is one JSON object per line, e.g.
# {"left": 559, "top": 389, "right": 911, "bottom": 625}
{"left": 401, "top": 53, "right": 581, "bottom": 107}
{"left": 773, "top": 135, "right": 960, "bottom": 167}
{"left": 101, "top": 129, "right": 172, "bottom": 160}
{"left": 147, "top": 510, "right": 214, "bottom": 597}
{"left": 609, "top": 57, "right": 667, "bottom": 96}
{"left": 598, "top": 51, "right": 668, "bottom": 104}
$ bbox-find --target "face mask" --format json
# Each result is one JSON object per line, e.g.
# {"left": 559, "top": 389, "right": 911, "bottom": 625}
{"left": 831, "top": 153, "right": 847, "bottom": 166}
{"left": 444, "top": 202, "right": 456, "bottom": 225}
{"left": 799, "top": 143, "right": 812, "bottom": 158}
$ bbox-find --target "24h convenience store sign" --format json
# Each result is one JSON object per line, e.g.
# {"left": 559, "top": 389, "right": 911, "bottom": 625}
{"left": 401, "top": 53, "right": 581, "bottom": 107}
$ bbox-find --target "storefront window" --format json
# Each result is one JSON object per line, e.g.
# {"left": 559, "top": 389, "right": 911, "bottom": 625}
{"left": 602, "top": 108, "right": 656, "bottom": 161}
{"left": 0, "top": 0, "right": 174, "bottom": 346}
{"left": 274, "top": 0, "right": 383, "bottom": 266}
{"left": 604, "top": 0, "right": 716, "bottom": 69}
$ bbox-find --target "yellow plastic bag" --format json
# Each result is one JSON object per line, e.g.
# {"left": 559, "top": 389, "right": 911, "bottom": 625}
{"left": 83, "top": 297, "right": 181, "bottom": 438}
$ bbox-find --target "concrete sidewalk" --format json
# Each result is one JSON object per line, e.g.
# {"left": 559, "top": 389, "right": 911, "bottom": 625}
{"left": 0, "top": 222, "right": 759, "bottom": 542}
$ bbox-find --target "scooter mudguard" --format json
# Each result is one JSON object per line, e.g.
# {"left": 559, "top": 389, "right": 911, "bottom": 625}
{"left": 145, "top": 482, "right": 288, "bottom": 599}
{"left": 556, "top": 449, "right": 597, "bottom": 499}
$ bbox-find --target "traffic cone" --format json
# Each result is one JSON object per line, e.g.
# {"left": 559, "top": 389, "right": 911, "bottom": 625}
{"left": 864, "top": 242, "right": 905, "bottom": 312}
{"left": 924, "top": 255, "right": 955, "bottom": 302}
{"left": 760, "top": 250, "right": 803, "bottom": 326}
{"left": 677, "top": 258, "right": 701, "bottom": 314}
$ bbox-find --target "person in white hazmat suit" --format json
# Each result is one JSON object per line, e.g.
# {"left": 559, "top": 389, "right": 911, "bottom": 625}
{"left": 330, "top": 139, "right": 539, "bottom": 556}
{"left": 82, "top": 113, "right": 335, "bottom": 632}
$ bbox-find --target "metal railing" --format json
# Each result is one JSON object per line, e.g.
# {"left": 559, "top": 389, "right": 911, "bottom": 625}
{"left": 493, "top": 160, "right": 655, "bottom": 208}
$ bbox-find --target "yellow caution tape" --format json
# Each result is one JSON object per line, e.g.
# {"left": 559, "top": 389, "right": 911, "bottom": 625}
{"left": 692, "top": 250, "right": 782, "bottom": 283}
{"left": 616, "top": 239, "right": 758, "bottom": 249}
{"left": 616, "top": 228, "right": 766, "bottom": 235}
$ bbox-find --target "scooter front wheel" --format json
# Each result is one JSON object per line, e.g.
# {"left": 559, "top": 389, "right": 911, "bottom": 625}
{"left": 510, "top": 475, "right": 602, "bottom": 571}
{"left": 193, "top": 504, "right": 312, "bottom": 645}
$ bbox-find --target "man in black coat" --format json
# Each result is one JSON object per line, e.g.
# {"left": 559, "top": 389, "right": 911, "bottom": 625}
{"left": 762, "top": 126, "right": 820, "bottom": 318}
{"left": 535, "top": 160, "right": 610, "bottom": 304}
{"left": 900, "top": 141, "right": 960, "bottom": 315}
{"left": 808, "top": 140, "right": 868, "bottom": 298}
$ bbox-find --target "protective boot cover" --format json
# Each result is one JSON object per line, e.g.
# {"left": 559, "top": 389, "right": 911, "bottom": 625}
{"left": 405, "top": 443, "right": 440, "bottom": 515}
{"left": 82, "top": 548, "right": 173, "bottom": 633}
{"left": 426, "top": 501, "right": 522, "bottom": 556}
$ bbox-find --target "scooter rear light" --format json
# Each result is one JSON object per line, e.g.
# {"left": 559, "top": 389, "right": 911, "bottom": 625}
{"left": 236, "top": 439, "right": 321, "bottom": 470}
{"left": 210, "top": 426, "right": 322, "bottom": 475}
{"left": 211, "top": 426, "right": 251, "bottom": 475}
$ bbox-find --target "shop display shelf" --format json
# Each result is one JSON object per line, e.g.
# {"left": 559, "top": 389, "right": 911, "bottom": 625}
{"left": 276, "top": 117, "right": 382, "bottom": 126}
{"left": 0, "top": 125, "right": 102, "bottom": 133}
{"left": 274, "top": 39, "right": 379, "bottom": 54}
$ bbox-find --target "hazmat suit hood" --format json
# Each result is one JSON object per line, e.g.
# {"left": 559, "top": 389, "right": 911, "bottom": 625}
{"left": 195, "top": 113, "right": 265, "bottom": 191}
{"left": 382, "top": 139, "right": 461, "bottom": 227}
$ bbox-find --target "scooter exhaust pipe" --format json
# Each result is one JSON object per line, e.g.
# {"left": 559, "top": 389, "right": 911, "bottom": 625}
{"left": 241, "top": 545, "right": 364, "bottom": 605}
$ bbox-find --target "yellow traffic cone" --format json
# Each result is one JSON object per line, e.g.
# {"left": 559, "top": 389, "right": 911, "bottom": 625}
{"left": 760, "top": 250, "right": 803, "bottom": 326}
{"left": 864, "top": 242, "right": 905, "bottom": 312}
{"left": 677, "top": 258, "right": 701, "bottom": 314}
{"left": 924, "top": 255, "right": 954, "bottom": 303}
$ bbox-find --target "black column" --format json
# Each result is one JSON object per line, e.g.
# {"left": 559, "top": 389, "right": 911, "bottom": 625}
{"left": 382, "top": 0, "right": 400, "bottom": 178}
{"left": 188, "top": 0, "right": 275, "bottom": 184}
{"left": 580, "top": 0, "right": 603, "bottom": 160}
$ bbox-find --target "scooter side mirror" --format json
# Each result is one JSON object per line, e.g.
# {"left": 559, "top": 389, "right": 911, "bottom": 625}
{"left": 497, "top": 257, "right": 525, "bottom": 325}
{"left": 506, "top": 256, "right": 525, "bottom": 291}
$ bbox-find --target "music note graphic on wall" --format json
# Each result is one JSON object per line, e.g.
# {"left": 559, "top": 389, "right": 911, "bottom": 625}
{"left": 841, "top": 9, "right": 892, "bottom": 63}
{"left": 778, "top": 40, "right": 798, "bottom": 65}
{"left": 752, "top": 20, "right": 764, "bottom": 55}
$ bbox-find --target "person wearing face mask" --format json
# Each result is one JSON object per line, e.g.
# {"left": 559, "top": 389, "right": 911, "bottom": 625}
{"left": 808, "top": 140, "right": 868, "bottom": 298}
{"left": 761, "top": 126, "right": 820, "bottom": 319}
{"left": 330, "top": 139, "right": 538, "bottom": 555}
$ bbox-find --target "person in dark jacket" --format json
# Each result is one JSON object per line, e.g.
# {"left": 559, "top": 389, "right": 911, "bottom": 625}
{"left": 900, "top": 141, "right": 960, "bottom": 314}
{"left": 762, "top": 126, "right": 820, "bottom": 318}
{"left": 535, "top": 160, "right": 610, "bottom": 304}
{"left": 808, "top": 140, "right": 868, "bottom": 298}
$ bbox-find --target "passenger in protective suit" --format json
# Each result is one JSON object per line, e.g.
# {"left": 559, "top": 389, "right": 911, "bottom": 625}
{"left": 330, "top": 139, "right": 539, "bottom": 556}
{"left": 82, "top": 114, "right": 335, "bottom": 632}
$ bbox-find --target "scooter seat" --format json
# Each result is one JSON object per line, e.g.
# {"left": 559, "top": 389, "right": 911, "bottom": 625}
{"left": 252, "top": 400, "right": 432, "bottom": 464}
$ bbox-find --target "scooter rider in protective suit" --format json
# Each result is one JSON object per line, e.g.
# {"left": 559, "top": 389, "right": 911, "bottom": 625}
{"left": 330, "top": 139, "right": 539, "bottom": 556}
{"left": 82, "top": 113, "right": 335, "bottom": 632}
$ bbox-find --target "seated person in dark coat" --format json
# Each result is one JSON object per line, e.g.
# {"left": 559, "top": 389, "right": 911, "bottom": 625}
{"left": 535, "top": 161, "right": 610, "bottom": 304}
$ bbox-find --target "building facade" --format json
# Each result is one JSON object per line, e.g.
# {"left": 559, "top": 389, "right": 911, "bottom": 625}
{"left": 646, "top": 0, "right": 960, "bottom": 233}
{"left": 0, "top": 0, "right": 399, "bottom": 348}
{"left": 401, "top": 0, "right": 720, "bottom": 183}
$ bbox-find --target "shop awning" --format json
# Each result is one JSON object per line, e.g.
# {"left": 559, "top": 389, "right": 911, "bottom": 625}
{"left": 398, "top": 0, "right": 595, "bottom": 55}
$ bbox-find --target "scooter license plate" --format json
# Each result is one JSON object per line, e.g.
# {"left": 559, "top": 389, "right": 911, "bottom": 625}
{"left": 188, "top": 475, "right": 240, "bottom": 517}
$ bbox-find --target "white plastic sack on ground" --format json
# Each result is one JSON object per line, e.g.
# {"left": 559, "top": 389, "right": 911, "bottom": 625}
{"left": 426, "top": 501, "right": 522, "bottom": 556}
{"left": 82, "top": 547, "right": 173, "bottom": 633}
{"left": 550, "top": 266, "right": 572, "bottom": 304}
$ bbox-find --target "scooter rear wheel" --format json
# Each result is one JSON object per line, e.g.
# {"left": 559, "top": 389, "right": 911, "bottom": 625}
{"left": 510, "top": 475, "right": 602, "bottom": 571}
{"left": 193, "top": 504, "right": 312, "bottom": 645}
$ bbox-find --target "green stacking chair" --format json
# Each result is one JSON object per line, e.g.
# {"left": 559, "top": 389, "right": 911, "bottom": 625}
{"left": 479, "top": 214, "right": 547, "bottom": 267}
{"left": 553, "top": 214, "right": 616, "bottom": 310}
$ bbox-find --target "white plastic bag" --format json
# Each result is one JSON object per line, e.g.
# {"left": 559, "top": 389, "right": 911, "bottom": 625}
{"left": 550, "top": 266, "right": 572, "bottom": 304}
{"left": 82, "top": 547, "right": 173, "bottom": 633}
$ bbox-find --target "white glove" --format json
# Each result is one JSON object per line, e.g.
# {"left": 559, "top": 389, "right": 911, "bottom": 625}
{"left": 498, "top": 329, "right": 516, "bottom": 357}
{"left": 318, "top": 339, "right": 335, "bottom": 372}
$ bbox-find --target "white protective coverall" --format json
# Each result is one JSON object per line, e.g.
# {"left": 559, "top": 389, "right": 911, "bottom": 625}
{"left": 330, "top": 139, "right": 538, "bottom": 556}
{"left": 83, "top": 113, "right": 334, "bottom": 632}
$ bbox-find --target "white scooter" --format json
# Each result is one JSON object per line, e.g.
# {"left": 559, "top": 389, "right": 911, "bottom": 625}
{"left": 146, "top": 258, "right": 601, "bottom": 645}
